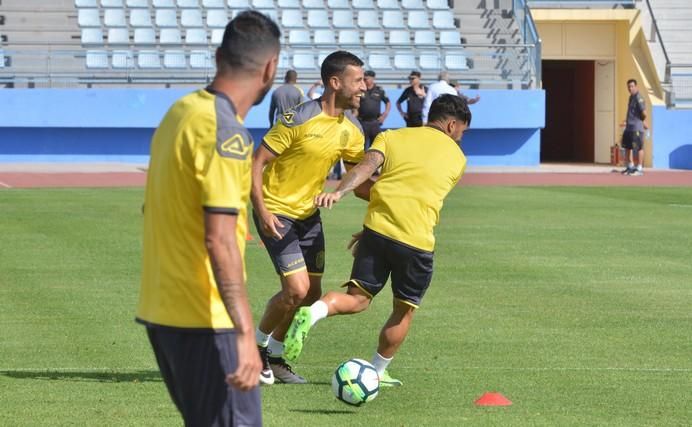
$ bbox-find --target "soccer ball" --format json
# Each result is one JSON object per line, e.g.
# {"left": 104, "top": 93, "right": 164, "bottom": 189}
{"left": 331, "top": 358, "right": 380, "bottom": 406}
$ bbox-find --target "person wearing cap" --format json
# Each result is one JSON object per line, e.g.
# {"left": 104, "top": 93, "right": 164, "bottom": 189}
{"left": 422, "top": 71, "right": 457, "bottom": 124}
{"left": 358, "top": 70, "right": 391, "bottom": 149}
{"left": 396, "top": 70, "right": 427, "bottom": 127}
{"left": 450, "top": 79, "right": 481, "bottom": 106}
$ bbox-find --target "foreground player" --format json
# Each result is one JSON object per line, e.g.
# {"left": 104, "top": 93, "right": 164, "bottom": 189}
{"left": 283, "top": 94, "right": 471, "bottom": 386}
{"left": 252, "top": 51, "right": 372, "bottom": 384}
{"left": 136, "top": 12, "right": 280, "bottom": 426}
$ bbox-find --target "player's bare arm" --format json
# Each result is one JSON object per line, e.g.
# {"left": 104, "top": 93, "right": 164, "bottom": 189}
{"left": 344, "top": 162, "right": 375, "bottom": 202}
{"left": 205, "top": 212, "right": 262, "bottom": 391}
{"left": 315, "top": 150, "right": 384, "bottom": 209}
{"left": 251, "top": 145, "right": 284, "bottom": 239}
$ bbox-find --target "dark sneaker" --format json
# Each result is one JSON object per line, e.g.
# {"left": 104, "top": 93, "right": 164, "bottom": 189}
{"left": 258, "top": 345, "right": 275, "bottom": 385}
{"left": 268, "top": 357, "right": 307, "bottom": 384}
{"left": 621, "top": 167, "right": 633, "bottom": 175}
{"left": 630, "top": 169, "right": 643, "bottom": 176}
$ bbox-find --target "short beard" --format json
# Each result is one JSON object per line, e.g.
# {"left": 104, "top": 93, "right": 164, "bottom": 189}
{"left": 254, "top": 78, "right": 273, "bottom": 106}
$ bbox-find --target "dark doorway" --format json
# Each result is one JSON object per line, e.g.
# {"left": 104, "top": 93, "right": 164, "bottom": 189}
{"left": 541, "top": 60, "right": 595, "bottom": 163}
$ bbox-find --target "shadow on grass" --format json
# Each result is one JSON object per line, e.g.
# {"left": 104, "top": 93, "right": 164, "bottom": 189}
{"left": 0, "top": 369, "right": 162, "bottom": 383}
{"left": 290, "top": 409, "right": 355, "bottom": 415}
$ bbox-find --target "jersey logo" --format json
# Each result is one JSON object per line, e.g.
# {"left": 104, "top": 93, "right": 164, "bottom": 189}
{"left": 340, "top": 130, "right": 349, "bottom": 148}
{"left": 282, "top": 111, "right": 295, "bottom": 124}
{"left": 217, "top": 134, "right": 250, "bottom": 160}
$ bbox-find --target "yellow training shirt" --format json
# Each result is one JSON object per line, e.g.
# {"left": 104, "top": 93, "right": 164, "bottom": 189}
{"left": 364, "top": 126, "right": 467, "bottom": 252}
{"left": 137, "top": 88, "right": 252, "bottom": 330}
{"left": 262, "top": 99, "right": 365, "bottom": 219}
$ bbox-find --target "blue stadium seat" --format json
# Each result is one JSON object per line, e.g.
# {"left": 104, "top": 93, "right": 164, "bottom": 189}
{"left": 318, "top": 51, "right": 332, "bottom": 66}
{"left": 333, "top": 10, "right": 355, "bottom": 29}
{"left": 377, "top": 0, "right": 400, "bottom": 10}
{"left": 210, "top": 28, "right": 224, "bottom": 45}
{"left": 301, "top": 0, "right": 323, "bottom": 9}
{"left": 177, "top": 0, "right": 200, "bottom": 7}
{"left": 79, "top": 9, "right": 101, "bottom": 27}
{"left": 76, "top": 0, "right": 98, "bottom": 7}
{"left": 363, "top": 30, "right": 385, "bottom": 45}
{"left": 419, "top": 53, "right": 440, "bottom": 70}
{"left": 156, "top": 9, "right": 178, "bottom": 27}
{"left": 368, "top": 52, "right": 392, "bottom": 70}
{"left": 439, "top": 30, "right": 461, "bottom": 46}
{"left": 353, "top": 0, "right": 375, "bottom": 9}
{"left": 382, "top": 11, "right": 405, "bottom": 29}
{"left": 104, "top": 9, "right": 127, "bottom": 27}
{"left": 426, "top": 0, "right": 449, "bottom": 9}
{"left": 307, "top": 10, "right": 330, "bottom": 29}
{"left": 181, "top": 9, "right": 203, "bottom": 27}
{"left": 164, "top": 50, "right": 187, "bottom": 68}
{"left": 327, "top": 0, "right": 349, "bottom": 8}
{"left": 257, "top": 9, "right": 278, "bottom": 23}
{"left": 445, "top": 51, "right": 468, "bottom": 70}
{"left": 207, "top": 10, "right": 228, "bottom": 28}
{"left": 126, "top": 0, "right": 149, "bottom": 6}
{"left": 130, "top": 9, "right": 153, "bottom": 28}
{"left": 293, "top": 51, "right": 316, "bottom": 69}
{"left": 202, "top": 0, "right": 225, "bottom": 7}
{"left": 85, "top": 50, "right": 109, "bottom": 68}
{"left": 112, "top": 50, "right": 134, "bottom": 68}
{"left": 388, "top": 30, "right": 411, "bottom": 46}
{"left": 153, "top": 0, "right": 176, "bottom": 7}
{"left": 134, "top": 28, "right": 156, "bottom": 45}
{"left": 277, "top": 51, "right": 290, "bottom": 69}
{"left": 252, "top": 0, "right": 274, "bottom": 8}
{"left": 407, "top": 11, "right": 429, "bottom": 29}
{"left": 414, "top": 30, "right": 435, "bottom": 46}
{"left": 228, "top": 0, "right": 251, "bottom": 8}
{"left": 357, "top": 11, "right": 379, "bottom": 29}
{"left": 190, "top": 50, "right": 213, "bottom": 68}
{"left": 313, "top": 29, "right": 336, "bottom": 45}
{"left": 81, "top": 28, "right": 105, "bottom": 45}
{"left": 402, "top": 0, "right": 424, "bottom": 9}
{"left": 278, "top": 0, "right": 301, "bottom": 7}
{"left": 160, "top": 28, "right": 183, "bottom": 45}
{"left": 337, "top": 29, "right": 360, "bottom": 46}
{"left": 394, "top": 52, "right": 416, "bottom": 69}
{"left": 0, "top": 50, "right": 4, "bottom": 69}
{"left": 288, "top": 29, "right": 311, "bottom": 45}
{"left": 185, "top": 28, "right": 207, "bottom": 45}
{"left": 107, "top": 28, "right": 130, "bottom": 45}
{"left": 138, "top": 50, "right": 162, "bottom": 68}
{"left": 281, "top": 10, "right": 304, "bottom": 29}
{"left": 432, "top": 10, "right": 455, "bottom": 29}
{"left": 101, "top": 0, "right": 123, "bottom": 7}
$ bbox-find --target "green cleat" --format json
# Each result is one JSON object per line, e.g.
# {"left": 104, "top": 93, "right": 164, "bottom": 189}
{"left": 283, "top": 307, "right": 313, "bottom": 362}
{"left": 379, "top": 370, "right": 403, "bottom": 387}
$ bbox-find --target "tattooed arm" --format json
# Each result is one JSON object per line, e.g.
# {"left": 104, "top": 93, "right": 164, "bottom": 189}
{"left": 315, "top": 150, "right": 384, "bottom": 209}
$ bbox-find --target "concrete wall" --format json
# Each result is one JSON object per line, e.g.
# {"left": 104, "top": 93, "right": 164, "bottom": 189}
{"left": 652, "top": 105, "right": 692, "bottom": 170}
{"left": 0, "top": 88, "right": 545, "bottom": 167}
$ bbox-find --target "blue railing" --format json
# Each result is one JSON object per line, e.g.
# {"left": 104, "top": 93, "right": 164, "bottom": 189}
{"left": 513, "top": 0, "right": 542, "bottom": 88}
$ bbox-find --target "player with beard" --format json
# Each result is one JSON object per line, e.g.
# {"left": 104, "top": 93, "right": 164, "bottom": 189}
{"left": 251, "top": 51, "right": 371, "bottom": 384}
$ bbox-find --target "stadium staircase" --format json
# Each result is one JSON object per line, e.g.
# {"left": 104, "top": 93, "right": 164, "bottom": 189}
{"left": 0, "top": 0, "right": 540, "bottom": 88}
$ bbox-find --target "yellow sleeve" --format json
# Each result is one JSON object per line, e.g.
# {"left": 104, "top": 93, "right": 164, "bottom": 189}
{"left": 262, "top": 120, "right": 300, "bottom": 156}
{"left": 368, "top": 130, "right": 388, "bottom": 159}
{"left": 342, "top": 127, "right": 366, "bottom": 164}
{"left": 196, "top": 120, "right": 253, "bottom": 212}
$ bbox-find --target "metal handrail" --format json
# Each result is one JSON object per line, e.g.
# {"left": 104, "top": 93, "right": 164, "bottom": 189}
{"left": 512, "top": 0, "right": 543, "bottom": 88}
{"left": 642, "top": 0, "right": 671, "bottom": 85}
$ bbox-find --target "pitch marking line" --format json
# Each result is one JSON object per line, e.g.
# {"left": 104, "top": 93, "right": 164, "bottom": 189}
{"left": 0, "top": 181, "right": 12, "bottom": 188}
{"left": 669, "top": 204, "right": 692, "bottom": 208}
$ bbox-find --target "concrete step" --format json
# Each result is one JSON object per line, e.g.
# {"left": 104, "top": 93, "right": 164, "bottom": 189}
{"left": 0, "top": 10, "right": 75, "bottom": 31}
{"left": 0, "top": 0, "right": 73, "bottom": 11}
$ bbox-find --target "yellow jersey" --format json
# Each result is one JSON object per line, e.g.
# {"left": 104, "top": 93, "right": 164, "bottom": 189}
{"left": 364, "top": 126, "right": 466, "bottom": 252}
{"left": 262, "top": 99, "right": 365, "bottom": 219}
{"left": 137, "top": 88, "right": 253, "bottom": 330}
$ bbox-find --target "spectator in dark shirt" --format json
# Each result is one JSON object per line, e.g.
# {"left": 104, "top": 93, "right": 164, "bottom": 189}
{"left": 396, "top": 70, "right": 427, "bottom": 127}
{"left": 268, "top": 69, "right": 305, "bottom": 126}
{"left": 358, "top": 70, "right": 391, "bottom": 149}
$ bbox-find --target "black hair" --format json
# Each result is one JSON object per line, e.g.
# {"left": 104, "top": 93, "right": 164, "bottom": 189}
{"left": 285, "top": 69, "right": 297, "bottom": 83}
{"left": 627, "top": 78, "right": 637, "bottom": 86}
{"left": 320, "top": 51, "right": 364, "bottom": 85}
{"left": 218, "top": 10, "right": 280, "bottom": 73}
{"left": 428, "top": 94, "right": 472, "bottom": 126}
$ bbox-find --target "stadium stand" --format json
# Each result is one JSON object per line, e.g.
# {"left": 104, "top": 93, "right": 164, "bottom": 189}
{"left": 0, "top": 0, "right": 541, "bottom": 88}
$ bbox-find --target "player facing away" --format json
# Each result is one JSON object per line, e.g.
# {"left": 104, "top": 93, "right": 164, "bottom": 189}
{"left": 283, "top": 94, "right": 471, "bottom": 387}
{"left": 136, "top": 12, "right": 280, "bottom": 426}
{"left": 251, "top": 50, "right": 373, "bottom": 384}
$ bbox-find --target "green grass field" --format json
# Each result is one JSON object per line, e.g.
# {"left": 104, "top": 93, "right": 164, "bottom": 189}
{"left": 1, "top": 186, "right": 690, "bottom": 426}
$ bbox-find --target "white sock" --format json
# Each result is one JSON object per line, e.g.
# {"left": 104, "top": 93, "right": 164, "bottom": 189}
{"left": 371, "top": 352, "right": 393, "bottom": 375}
{"left": 255, "top": 329, "right": 270, "bottom": 347}
{"left": 309, "top": 300, "right": 329, "bottom": 327}
{"left": 637, "top": 164, "right": 643, "bottom": 171}
{"left": 267, "top": 337, "right": 283, "bottom": 358}
{"left": 628, "top": 162, "right": 634, "bottom": 169}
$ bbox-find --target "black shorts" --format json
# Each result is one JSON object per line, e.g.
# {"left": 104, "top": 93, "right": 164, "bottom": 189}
{"left": 252, "top": 209, "right": 325, "bottom": 277}
{"left": 145, "top": 327, "right": 262, "bottom": 427}
{"left": 622, "top": 130, "right": 644, "bottom": 151}
{"left": 348, "top": 227, "right": 434, "bottom": 308}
